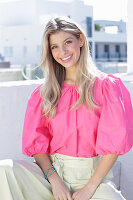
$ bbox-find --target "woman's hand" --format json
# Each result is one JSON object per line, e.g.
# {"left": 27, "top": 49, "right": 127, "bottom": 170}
{"left": 72, "top": 183, "right": 97, "bottom": 200}
{"left": 49, "top": 173, "right": 72, "bottom": 200}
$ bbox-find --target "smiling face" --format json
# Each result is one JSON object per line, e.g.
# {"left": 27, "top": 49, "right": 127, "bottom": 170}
{"left": 49, "top": 31, "right": 84, "bottom": 69}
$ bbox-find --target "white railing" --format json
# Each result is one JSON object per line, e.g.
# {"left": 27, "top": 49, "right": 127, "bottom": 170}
{"left": 96, "top": 54, "right": 127, "bottom": 62}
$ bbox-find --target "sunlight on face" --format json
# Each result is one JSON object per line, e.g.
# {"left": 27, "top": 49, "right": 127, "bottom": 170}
{"left": 49, "top": 31, "right": 83, "bottom": 69}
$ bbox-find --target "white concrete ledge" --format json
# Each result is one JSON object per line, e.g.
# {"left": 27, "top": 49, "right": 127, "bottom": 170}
{"left": 0, "top": 75, "right": 133, "bottom": 199}
{"left": 0, "top": 79, "right": 44, "bottom": 87}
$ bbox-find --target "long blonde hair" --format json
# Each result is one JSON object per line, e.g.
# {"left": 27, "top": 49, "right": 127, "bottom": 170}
{"left": 40, "top": 16, "right": 102, "bottom": 119}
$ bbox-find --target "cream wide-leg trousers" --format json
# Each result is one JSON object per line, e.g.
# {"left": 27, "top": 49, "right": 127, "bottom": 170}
{"left": 0, "top": 153, "right": 125, "bottom": 200}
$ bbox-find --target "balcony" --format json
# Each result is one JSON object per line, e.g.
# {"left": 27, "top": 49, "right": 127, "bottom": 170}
{"left": 95, "top": 53, "right": 127, "bottom": 62}
{"left": 94, "top": 31, "right": 126, "bottom": 43}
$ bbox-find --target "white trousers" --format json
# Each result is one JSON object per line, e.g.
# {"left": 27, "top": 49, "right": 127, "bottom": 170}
{"left": 0, "top": 153, "right": 126, "bottom": 200}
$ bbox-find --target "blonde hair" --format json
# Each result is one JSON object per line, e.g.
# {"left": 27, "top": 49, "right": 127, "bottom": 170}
{"left": 40, "top": 16, "right": 102, "bottom": 119}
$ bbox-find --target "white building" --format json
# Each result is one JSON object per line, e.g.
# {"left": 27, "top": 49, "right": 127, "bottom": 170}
{"left": 94, "top": 20, "right": 127, "bottom": 62}
{"left": 0, "top": 0, "right": 93, "bottom": 66}
{"left": 0, "top": 0, "right": 127, "bottom": 69}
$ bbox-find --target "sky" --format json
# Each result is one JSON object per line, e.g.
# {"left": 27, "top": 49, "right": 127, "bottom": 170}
{"left": 84, "top": 0, "right": 128, "bottom": 22}
{"left": 0, "top": 0, "right": 128, "bottom": 22}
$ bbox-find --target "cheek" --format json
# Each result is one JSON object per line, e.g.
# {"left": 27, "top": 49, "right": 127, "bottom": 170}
{"left": 51, "top": 51, "right": 58, "bottom": 61}
{"left": 74, "top": 45, "right": 81, "bottom": 59}
{"left": 77, "top": 47, "right": 81, "bottom": 56}
{"left": 72, "top": 41, "right": 80, "bottom": 52}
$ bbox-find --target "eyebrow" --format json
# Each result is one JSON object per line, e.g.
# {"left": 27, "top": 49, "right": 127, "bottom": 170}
{"left": 50, "top": 36, "right": 74, "bottom": 47}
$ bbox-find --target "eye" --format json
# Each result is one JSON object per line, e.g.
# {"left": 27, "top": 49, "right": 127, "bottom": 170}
{"left": 51, "top": 45, "right": 57, "bottom": 50}
{"left": 65, "top": 40, "right": 72, "bottom": 45}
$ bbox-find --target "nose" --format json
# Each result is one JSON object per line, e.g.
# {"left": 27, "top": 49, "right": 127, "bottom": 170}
{"left": 60, "top": 45, "right": 68, "bottom": 55}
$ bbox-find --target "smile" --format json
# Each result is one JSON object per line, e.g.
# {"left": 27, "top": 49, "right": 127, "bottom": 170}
{"left": 60, "top": 55, "right": 72, "bottom": 62}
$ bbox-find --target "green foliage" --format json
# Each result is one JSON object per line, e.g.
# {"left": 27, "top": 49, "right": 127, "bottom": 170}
{"left": 95, "top": 24, "right": 101, "bottom": 31}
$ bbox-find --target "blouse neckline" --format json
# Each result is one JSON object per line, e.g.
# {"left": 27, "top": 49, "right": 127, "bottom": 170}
{"left": 63, "top": 82, "right": 78, "bottom": 87}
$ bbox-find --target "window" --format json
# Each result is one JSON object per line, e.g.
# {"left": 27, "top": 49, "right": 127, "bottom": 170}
{"left": 23, "top": 46, "right": 27, "bottom": 56}
{"left": 104, "top": 45, "right": 109, "bottom": 58}
{"left": 104, "top": 45, "right": 109, "bottom": 53}
{"left": 86, "top": 17, "right": 92, "bottom": 37}
{"left": 105, "top": 26, "right": 118, "bottom": 34}
{"left": 89, "top": 41, "right": 92, "bottom": 56}
{"left": 4, "top": 46, "right": 13, "bottom": 57}
{"left": 95, "top": 44, "right": 98, "bottom": 58}
{"left": 115, "top": 45, "right": 120, "bottom": 53}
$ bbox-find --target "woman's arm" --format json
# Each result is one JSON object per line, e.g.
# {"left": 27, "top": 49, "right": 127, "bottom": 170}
{"left": 87, "top": 154, "right": 118, "bottom": 188}
{"left": 33, "top": 153, "right": 64, "bottom": 183}
{"left": 72, "top": 154, "right": 118, "bottom": 200}
{"left": 33, "top": 153, "right": 55, "bottom": 181}
{"left": 33, "top": 153, "right": 72, "bottom": 200}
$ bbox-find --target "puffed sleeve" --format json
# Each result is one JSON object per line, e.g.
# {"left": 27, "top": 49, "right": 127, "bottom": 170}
{"left": 96, "top": 74, "right": 133, "bottom": 155}
{"left": 22, "top": 85, "right": 50, "bottom": 157}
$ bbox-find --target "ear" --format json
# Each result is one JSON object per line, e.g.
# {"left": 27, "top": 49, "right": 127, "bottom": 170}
{"left": 79, "top": 34, "right": 84, "bottom": 47}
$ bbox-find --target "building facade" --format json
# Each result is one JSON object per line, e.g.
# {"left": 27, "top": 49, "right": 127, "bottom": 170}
{"left": 94, "top": 20, "right": 127, "bottom": 62}
{"left": 0, "top": 0, "right": 127, "bottom": 67}
{"left": 0, "top": 0, "right": 93, "bottom": 66}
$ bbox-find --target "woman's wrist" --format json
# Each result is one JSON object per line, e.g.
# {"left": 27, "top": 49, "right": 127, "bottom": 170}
{"left": 48, "top": 172, "right": 60, "bottom": 184}
{"left": 86, "top": 177, "right": 101, "bottom": 190}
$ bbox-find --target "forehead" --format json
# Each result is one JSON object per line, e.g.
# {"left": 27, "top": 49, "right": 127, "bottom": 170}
{"left": 49, "top": 31, "right": 76, "bottom": 44}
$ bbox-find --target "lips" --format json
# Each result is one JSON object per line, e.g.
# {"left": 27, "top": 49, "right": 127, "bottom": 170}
{"left": 60, "top": 55, "right": 72, "bottom": 62}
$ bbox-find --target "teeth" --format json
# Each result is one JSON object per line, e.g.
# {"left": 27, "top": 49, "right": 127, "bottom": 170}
{"left": 61, "top": 55, "right": 71, "bottom": 61}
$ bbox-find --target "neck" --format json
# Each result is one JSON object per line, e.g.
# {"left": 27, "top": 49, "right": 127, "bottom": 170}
{"left": 65, "top": 78, "right": 76, "bottom": 82}
{"left": 65, "top": 65, "right": 77, "bottom": 81}
{"left": 64, "top": 78, "right": 76, "bottom": 85}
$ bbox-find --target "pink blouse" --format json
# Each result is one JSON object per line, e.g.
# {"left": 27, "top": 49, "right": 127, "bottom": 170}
{"left": 22, "top": 74, "right": 133, "bottom": 158}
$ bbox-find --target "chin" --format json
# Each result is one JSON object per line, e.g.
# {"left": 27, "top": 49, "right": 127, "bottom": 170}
{"left": 62, "top": 62, "right": 77, "bottom": 69}
{"left": 64, "top": 65, "right": 75, "bottom": 69}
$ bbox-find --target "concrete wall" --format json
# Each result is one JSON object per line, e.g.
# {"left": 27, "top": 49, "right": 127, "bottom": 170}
{"left": 94, "top": 32, "right": 126, "bottom": 43}
{"left": 94, "top": 20, "right": 126, "bottom": 33}
{"left": 0, "top": 25, "right": 44, "bottom": 65}
{"left": 0, "top": 76, "right": 133, "bottom": 199}
{"left": 0, "top": 80, "right": 43, "bottom": 161}
{"left": 0, "top": 68, "right": 23, "bottom": 82}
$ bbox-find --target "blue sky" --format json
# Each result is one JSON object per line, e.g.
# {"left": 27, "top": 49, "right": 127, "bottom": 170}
{"left": 0, "top": 0, "right": 128, "bottom": 22}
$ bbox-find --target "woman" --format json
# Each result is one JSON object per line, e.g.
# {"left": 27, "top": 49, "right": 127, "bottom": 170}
{"left": 1, "top": 16, "right": 133, "bottom": 200}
